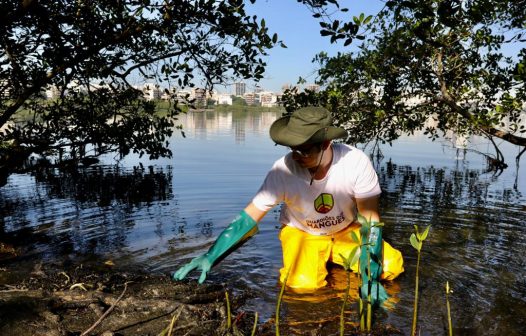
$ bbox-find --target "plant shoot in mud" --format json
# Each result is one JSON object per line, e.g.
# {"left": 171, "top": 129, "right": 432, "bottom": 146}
{"left": 275, "top": 267, "right": 291, "bottom": 336}
{"left": 446, "top": 281, "right": 454, "bottom": 336}
{"left": 410, "top": 224, "right": 431, "bottom": 336}
{"left": 339, "top": 242, "right": 360, "bottom": 336}
{"left": 357, "top": 214, "right": 385, "bottom": 331}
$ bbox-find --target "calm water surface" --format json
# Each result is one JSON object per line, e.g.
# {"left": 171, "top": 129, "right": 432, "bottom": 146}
{"left": 1, "top": 110, "right": 525, "bottom": 335}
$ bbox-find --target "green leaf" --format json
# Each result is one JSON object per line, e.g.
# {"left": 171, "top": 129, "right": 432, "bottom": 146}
{"left": 339, "top": 253, "right": 350, "bottom": 270}
{"left": 349, "top": 246, "right": 360, "bottom": 268}
{"left": 420, "top": 225, "right": 430, "bottom": 241}
{"left": 357, "top": 214, "right": 368, "bottom": 227}
{"left": 410, "top": 233, "right": 422, "bottom": 251}
{"left": 351, "top": 230, "right": 360, "bottom": 244}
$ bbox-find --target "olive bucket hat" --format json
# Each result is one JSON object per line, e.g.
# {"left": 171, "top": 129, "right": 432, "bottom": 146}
{"left": 269, "top": 106, "right": 348, "bottom": 147}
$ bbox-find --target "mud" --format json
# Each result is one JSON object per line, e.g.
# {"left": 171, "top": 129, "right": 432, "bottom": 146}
{"left": 0, "top": 261, "right": 259, "bottom": 336}
{"left": 0, "top": 257, "right": 402, "bottom": 335}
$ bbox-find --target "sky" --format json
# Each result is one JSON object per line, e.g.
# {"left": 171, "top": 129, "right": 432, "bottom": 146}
{"left": 220, "top": 0, "right": 525, "bottom": 94}
{"left": 216, "top": 0, "right": 385, "bottom": 93}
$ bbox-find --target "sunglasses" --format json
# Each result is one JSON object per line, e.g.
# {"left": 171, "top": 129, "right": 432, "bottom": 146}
{"left": 289, "top": 143, "right": 321, "bottom": 157}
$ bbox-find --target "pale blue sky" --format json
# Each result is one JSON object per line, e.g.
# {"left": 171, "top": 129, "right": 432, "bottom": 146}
{"left": 223, "top": 0, "right": 385, "bottom": 93}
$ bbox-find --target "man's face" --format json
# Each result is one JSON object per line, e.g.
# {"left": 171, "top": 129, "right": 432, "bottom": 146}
{"left": 289, "top": 143, "right": 322, "bottom": 169}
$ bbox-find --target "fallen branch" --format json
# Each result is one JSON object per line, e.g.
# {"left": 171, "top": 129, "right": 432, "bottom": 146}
{"left": 81, "top": 281, "right": 132, "bottom": 336}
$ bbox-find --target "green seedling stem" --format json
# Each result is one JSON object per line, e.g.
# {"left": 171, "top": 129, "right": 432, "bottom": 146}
{"left": 367, "top": 250, "right": 372, "bottom": 331}
{"left": 251, "top": 312, "right": 259, "bottom": 336}
{"left": 339, "top": 246, "right": 359, "bottom": 336}
{"left": 412, "top": 244, "right": 421, "bottom": 336}
{"left": 410, "top": 225, "right": 430, "bottom": 336}
{"left": 275, "top": 267, "right": 291, "bottom": 336}
{"left": 446, "top": 281, "right": 453, "bottom": 336}
{"left": 225, "top": 291, "right": 232, "bottom": 329}
{"left": 359, "top": 297, "right": 365, "bottom": 331}
{"left": 340, "top": 266, "right": 351, "bottom": 336}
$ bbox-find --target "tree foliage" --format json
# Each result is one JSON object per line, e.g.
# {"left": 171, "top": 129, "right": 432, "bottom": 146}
{"left": 288, "top": 0, "right": 526, "bottom": 164}
{"left": 0, "top": 0, "right": 279, "bottom": 163}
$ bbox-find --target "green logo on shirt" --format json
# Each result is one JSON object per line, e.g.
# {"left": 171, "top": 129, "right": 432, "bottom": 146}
{"left": 314, "top": 193, "right": 334, "bottom": 214}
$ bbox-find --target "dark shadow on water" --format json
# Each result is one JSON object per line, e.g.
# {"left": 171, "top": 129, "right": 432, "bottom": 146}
{"left": 0, "top": 165, "right": 173, "bottom": 264}
{"left": 32, "top": 164, "right": 172, "bottom": 206}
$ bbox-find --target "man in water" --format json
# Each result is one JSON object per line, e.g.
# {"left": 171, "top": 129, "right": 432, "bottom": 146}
{"left": 174, "top": 106, "right": 404, "bottom": 301}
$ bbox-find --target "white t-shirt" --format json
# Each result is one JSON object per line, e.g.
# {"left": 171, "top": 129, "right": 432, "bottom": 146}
{"left": 252, "top": 143, "right": 381, "bottom": 235}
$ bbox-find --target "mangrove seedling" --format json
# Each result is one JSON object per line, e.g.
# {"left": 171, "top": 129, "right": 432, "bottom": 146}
{"left": 275, "top": 267, "right": 291, "bottom": 336}
{"left": 218, "top": 291, "right": 244, "bottom": 336}
{"left": 446, "top": 281, "right": 453, "bottom": 336}
{"left": 251, "top": 312, "right": 258, "bottom": 336}
{"left": 339, "top": 244, "right": 360, "bottom": 336}
{"left": 357, "top": 214, "right": 386, "bottom": 331}
{"left": 410, "top": 224, "right": 430, "bottom": 336}
{"left": 225, "top": 291, "right": 232, "bottom": 329}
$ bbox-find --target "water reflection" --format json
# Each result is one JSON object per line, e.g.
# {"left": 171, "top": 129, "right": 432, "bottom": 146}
{"left": 0, "top": 109, "right": 525, "bottom": 335}
{"left": 34, "top": 165, "right": 171, "bottom": 206}
{"left": 376, "top": 159, "right": 525, "bottom": 336}
{"left": 0, "top": 165, "right": 172, "bottom": 261}
{"left": 181, "top": 109, "right": 281, "bottom": 142}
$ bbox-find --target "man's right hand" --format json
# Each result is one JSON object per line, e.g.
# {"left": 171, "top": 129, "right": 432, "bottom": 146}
{"left": 173, "top": 254, "right": 212, "bottom": 284}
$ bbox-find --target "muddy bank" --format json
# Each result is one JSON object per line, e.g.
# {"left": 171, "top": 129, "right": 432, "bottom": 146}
{"left": 0, "top": 261, "right": 260, "bottom": 336}
{"left": 0, "top": 257, "right": 402, "bottom": 335}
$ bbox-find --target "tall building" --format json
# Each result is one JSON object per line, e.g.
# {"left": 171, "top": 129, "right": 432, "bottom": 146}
{"left": 234, "top": 82, "right": 246, "bottom": 96}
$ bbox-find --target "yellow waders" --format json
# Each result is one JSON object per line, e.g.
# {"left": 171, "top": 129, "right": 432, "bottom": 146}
{"left": 279, "top": 224, "right": 404, "bottom": 289}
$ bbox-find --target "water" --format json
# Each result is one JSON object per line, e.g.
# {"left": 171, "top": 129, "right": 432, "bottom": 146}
{"left": 1, "top": 109, "right": 525, "bottom": 335}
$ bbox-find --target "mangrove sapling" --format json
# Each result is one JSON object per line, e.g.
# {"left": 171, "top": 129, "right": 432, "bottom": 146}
{"left": 275, "top": 267, "right": 291, "bottom": 336}
{"left": 410, "top": 225, "right": 431, "bottom": 336}
{"left": 338, "top": 244, "right": 360, "bottom": 336}
{"left": 446, "top": 281, "right": 453, "bottom": 336}
{"left": 251, "top": 312, "right": 258, "bottom": 336}
{"left": 357, "top": 214, "right": 385, "bottom": 332}
{"left": 222, "top": 291, "right": 244, "bottom": 336}
{"left": 225, "top": 291, "right": 232, "bottom": 329}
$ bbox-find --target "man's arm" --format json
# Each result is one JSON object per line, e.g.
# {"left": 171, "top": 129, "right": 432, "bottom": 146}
{"left": 355, "top": 195, "right": 380, "bottom": 222}
{"left": 173, "top": 202, "right": 268, "bottom": 283}
{"left": 244, "top": 202, "right": 268, "bottom": 222}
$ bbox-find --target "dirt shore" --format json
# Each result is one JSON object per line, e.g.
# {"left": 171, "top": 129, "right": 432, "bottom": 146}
{"left": 0, "top": 255, "right": 402, "bottom": 335}
{"left": 0, "top": 260, "right": 262, "bottom": 336}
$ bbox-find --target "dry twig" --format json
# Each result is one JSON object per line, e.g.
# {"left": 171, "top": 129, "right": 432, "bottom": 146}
{"left": 80, "top": 281, "right": 132, "bottom": 336}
